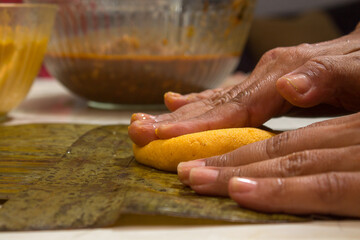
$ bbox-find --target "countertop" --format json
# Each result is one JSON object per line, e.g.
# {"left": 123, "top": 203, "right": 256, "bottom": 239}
{"left": 1, "top": 78, "right": 359, "bottom": 239}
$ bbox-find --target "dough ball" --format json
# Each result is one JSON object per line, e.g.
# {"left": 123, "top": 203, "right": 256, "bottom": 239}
{"left": 133, "top": 128, "right": 275, "bottom": 172}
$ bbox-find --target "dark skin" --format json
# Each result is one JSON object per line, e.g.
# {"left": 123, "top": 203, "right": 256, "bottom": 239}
{"left": 129, "top": 23, "right": 360, "bottom": 217}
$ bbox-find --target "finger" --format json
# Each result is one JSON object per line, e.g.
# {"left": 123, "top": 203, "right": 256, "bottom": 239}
{"left": 182, "top": 145, "right": 360, "bottom": 196}
{"left": 127, "top": 120, "right": 158, "bottom": 147}
{"left": 188, "top": 167, "right": 229, "bottom": 196}
{"left": 157, "top": 79, "right": 290, "bottom": 140}
{"left": 179, "top": 113, "right": 360, "bottom": 169}
{"left": 131, "top": 88, "right": 229, "bottom": 130}
{"left": 130, "top": 98, "right": 215, "bottom": 125}
{"left": 164, "top": 88, "right": 226, "bottom": 112}
{"left": 177, "top": 113, "right": 360, "bottom": 182}
{"left": 209, "top": 115, "right": 360, "bottom": 166}
{"left": 164, "top": 72, "right": 248, "bottom": 112}
{"left": 276, "top": 53, "right": 360, "bottom": 111}
{"left": 157, "top": 101, "right": 250, "bottom": 139}
{"left": 129, "top": 100, "right": 215, "bottom": 146}
{"left": 130, "top": 93, "right": 215, "bottom": 125}
{"left": 229, "top": 172, "right": 360, "bottom": 217}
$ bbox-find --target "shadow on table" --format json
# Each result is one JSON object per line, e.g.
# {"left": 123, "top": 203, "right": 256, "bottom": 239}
{"left": 114, "top": 214, "right": 240, "bottom": 227}
{"left": 16, "top": 93, "right": 87, "bottom": 114}
{"left": 285, "top": 104, "right": 354, "bottom": 118}
{"left": 17, "top": 93, "right": 167, "bottom": 115}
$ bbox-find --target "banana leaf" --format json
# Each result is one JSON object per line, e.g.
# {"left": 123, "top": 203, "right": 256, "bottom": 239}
{"left": 0, "top": 124, "right": 97, "bottom": 199}
{"left": 0, "top": 124, "right": 308, "bottom": 231}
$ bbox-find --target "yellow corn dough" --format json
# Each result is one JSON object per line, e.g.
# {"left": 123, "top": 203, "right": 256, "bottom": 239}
{"left": 133, "top": 128, "right": 275, "bottom": 172}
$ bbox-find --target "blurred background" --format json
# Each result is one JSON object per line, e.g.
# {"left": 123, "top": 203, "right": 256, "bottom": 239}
{"left": 1, "top": 0, "right": 360, "bottom": 76}
{"left": 238, "top": 0, "right": 360, "bottom": 72}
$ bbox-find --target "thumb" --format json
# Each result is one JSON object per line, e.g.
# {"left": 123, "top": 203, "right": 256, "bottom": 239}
{"left": 275, "top": 56, "right": 341, "bottom": 108}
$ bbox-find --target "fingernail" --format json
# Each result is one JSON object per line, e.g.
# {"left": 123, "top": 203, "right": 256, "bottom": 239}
{"left": 282, "top": 74, "right": 312, "bottom": 94}
{"left": 132, "top": 120, "right": 147, "bottom": 126}
{"left": 131, "top": 113, "right": 155, "bottom": 122}
{"left": 189, "top": 168, "right": 219, "bottom": 186}
{"left": 168, "top": 92, "right": 182, "bottom": 97}
{"left": 131, "top": 113, "right": 138, "bottom": 122}
{"left": 156, "top": 124, "right": 172, "bottom": 134}
{"left": 164, "top": 92, "right": 182, "bottom": 100}
{"left": 131, "top": 121, "right": 156, "bottom": 134}
{"left": 229, "top": 178, "right": 257, "bottom": 194}
{"left": 178, "top": 160, "right": 205, "bottom": 185}
{"left": 155, "top": 124, "right": 173, "bottom": 139}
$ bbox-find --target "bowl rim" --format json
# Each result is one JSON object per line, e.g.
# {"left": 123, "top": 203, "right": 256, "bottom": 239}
{"left": 0, "top": 3, "right": 58, "bottom": 10}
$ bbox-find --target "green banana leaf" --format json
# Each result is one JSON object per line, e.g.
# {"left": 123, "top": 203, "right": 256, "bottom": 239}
{"left": 0, "top": 124, "right": 308, "bottom": 231}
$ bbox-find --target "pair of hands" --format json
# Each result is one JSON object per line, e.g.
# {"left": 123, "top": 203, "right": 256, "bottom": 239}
{"left": 128, "top": 24, "right": 360, "bottom": 217}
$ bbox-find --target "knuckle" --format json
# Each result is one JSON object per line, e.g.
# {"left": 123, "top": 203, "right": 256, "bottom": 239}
{"left": 259, "top": 45, "right": 311, "bottom": 66}
{"left": 232, "top": 82, "right": 260, "bottom": 102}
{"left": 259, "top": 47, "right": 287, "bottom": 64}
{"left": 230, "top": 84, "right": 251, "bottom": 100}
{"left": 278, "top": 151, "right": 311, "bottom": 177}
{"left": 205, "top": 153, "right": 232, "bottom": 167}
{"left": 296, "top": 43, "right": 312, "bottom": 49}
{"left": 165, "top": 113, "right": 181, "bottom": 122}
{"left": 231, "top": 167, "right": 243, "bottom": 178}
{"left": 314, "top": 172, "right": 347, "bottom": 205}
{"left": 208, "top": 90, "right": 225, "bottom": 102}
{"left": 285, "top": 44, "right": 312, "bottom": 62}
{"left": 219, "top": 167, "right": 242, "bottom": 183}
{"left": 305, "top": 56, "right": 336, "bottom": 79}
{"left": 352, "top": 54, "right": 360, "bottom": 62}
{"left": 210, "top": 90, "right": 234, "bottom": 106}
{"left": 265, "top": 131, "right": 291, "bottom": 158}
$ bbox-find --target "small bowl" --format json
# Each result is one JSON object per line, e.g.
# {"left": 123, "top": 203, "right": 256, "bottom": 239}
{"left": 26, "top": 0, "right": 255, "bottom": 109}
{"left": 0, "top": 3, "right": 57, "bottom": 121}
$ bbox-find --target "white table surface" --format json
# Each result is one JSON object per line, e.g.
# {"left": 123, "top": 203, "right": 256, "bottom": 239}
{"left": 1, "top": 78, "right": 359, "bottom": 239}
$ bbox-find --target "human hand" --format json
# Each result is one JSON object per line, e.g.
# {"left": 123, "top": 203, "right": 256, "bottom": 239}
{"left": 177, "top": 112, "right": 360, "bottom": 217}
{"left": 129, "top": 24, "right": 360, "bottom": 147}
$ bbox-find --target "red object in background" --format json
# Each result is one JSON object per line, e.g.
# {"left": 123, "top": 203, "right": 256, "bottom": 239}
{"left": 38, "top": 65, "right": 51, "bottom": 77}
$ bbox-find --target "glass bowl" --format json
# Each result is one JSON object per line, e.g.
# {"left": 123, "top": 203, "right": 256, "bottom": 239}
{"left": 0, "top": 3, "right": 57, "bottom": 121}
{"left": 26, "top": 0, "right": 255, "bottom": 109}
